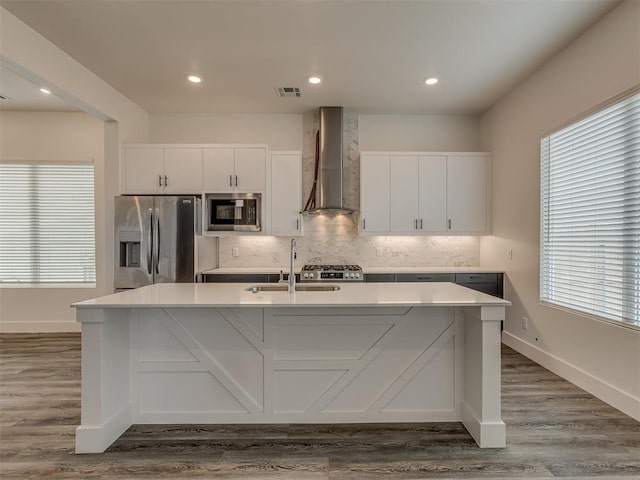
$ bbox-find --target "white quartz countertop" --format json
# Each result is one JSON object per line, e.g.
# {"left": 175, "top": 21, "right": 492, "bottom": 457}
{"left": 202, "top": 266, "right": 504, "bottom": 275}
{"left": 73, "top": 282, "right": 511, "bottom": 309}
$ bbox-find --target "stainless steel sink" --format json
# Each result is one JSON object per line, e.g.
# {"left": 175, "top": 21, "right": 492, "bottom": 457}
{"left": 246, "top": 284, "right": 341, "bottom": 293}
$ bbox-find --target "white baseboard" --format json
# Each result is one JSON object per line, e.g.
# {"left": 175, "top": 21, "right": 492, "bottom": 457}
{"left": 461, "top": 401, "right": 506, "bottom": 448}
{"left": 502, "top": 331, "right": 640, "bottom": 422}
{"left": 75, "top": 404, "right": 132, "bottom": 454}
{"left": 0, "top": 321, "right": 80, "bottom": 333}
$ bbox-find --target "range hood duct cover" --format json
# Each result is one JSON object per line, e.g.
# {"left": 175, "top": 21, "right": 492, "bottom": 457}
{"left": 306, "top": 106, "right": 354, "bottom": 215}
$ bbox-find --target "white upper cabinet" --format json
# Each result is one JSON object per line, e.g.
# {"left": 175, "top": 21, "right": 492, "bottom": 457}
{"left": 270, "top": 152, "right": 302, "bottom": 236}
{"left": 122, "top": 146, "right": 164, "bottom": 194}
{"left": 418, "top": 155, "right": 448, "bottom": 232}
{"left": 122, "top": 144, "right": 268, "bottom": 195}
{"left": 389, "top": 155, "right": 420, "bottom": 233}
{"left": 122, "top": 146, "right": 203, "bottom": 194}
{"left": 203, "top": 146, "right": 266, "bottom": 191}
{"left": 360, "top": 151, "right": 490, "bottom": 235}
{"left": 234, "top": 148, "right": 267, "bottom": 190}
{"left": 202, "top": 148, "right": 235, "bottom": 190}
{"left": 447, "top": 154, "right": 488, "bottom": 233}
{"left": 360, "top": 154, "right": 390, "bottom": 233}
{"left": 163, "top": 148, "right": 203, "bottom": 193}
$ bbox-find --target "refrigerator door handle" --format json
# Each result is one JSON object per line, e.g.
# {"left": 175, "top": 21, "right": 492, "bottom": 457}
{"left": 153, "top": 208, "right": 160, "bottom": 274}
{"left": 146, "top": 208, "right": 153, "bottom": 274}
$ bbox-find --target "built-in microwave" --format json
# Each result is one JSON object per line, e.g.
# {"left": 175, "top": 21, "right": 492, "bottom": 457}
{"left": 205, "top": 193, "right": 262, "bottom": 232}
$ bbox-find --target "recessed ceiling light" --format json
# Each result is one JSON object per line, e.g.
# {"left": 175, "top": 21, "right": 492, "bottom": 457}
{"left": 40, "top": 88, "right": 51, "bottom": 94}
{"left": 424, "top": 77, "right": 438, "bottom": 86}
{"left": 187, "top": 75, "right": 202, "bottom": 83}
{"left": 308, "top": 75, "right": 322, "bottom": 85}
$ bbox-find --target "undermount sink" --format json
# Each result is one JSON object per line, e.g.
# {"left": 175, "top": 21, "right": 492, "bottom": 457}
{"left": 246, "top": 284, "right": 341, "bottom": 293}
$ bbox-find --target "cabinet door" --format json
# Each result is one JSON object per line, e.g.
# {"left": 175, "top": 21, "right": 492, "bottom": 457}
{"left": 389, "top": 155, "right": 419, "bottom": 233}
{"left": 163, "top": 148, "right": 203, "bottom": 193}
{"left": 360, "top": 154, "right": 390, "bottom": 233}
{"left": 203, "top": 148, "right": 235, "bottom": 190}
{"left": 271, "top": 153, "right": 302, "bottom": 236}
{"left": 234, "top": 148, "right": 266, "bottom": 190}
{"left": 418, "top": 155, "right": 447, "bottom": 232}
{"left": 447, "top": 155, "right": 487, "bottom": 233}
{"left": 122, "top": 147, "right": 164, "bottom": 194}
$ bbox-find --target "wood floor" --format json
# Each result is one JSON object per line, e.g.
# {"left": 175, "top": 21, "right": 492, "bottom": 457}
{"left": 1, "top": 333, "right": 638, "bottom": 479}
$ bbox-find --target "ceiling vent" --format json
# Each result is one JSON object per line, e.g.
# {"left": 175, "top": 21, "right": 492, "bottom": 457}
{"left": 276, "top": 87, "right": 301, "bottom": 98}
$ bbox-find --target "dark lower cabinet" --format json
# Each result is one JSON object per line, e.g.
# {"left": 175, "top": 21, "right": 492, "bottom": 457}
{"left": 203, "top": 273, "right": 299, "bottom": 283}
{"left": 204, "top": 274, "right": 270, "bottom": 283}
{"left": 364, "top": 272, "right": 504, "bottom": 298}
{"left": 206, "top": 271, "right": 503, "bottom": 299}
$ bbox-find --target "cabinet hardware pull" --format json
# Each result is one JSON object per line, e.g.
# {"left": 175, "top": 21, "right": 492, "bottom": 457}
{"left": 229, "top": 175, "right": 232, "bottom": 187}
{"left": 235, "top": 175, "right": 238, "bottom": 187}
{"left": 414, "top": 219, "right": 418, "bottom": 230}
{"left": 147, "top": 208, "right": 153, "bottom": 274}
{"left": 158, "top": 175, "right": 162, "bottom": 187}
{"left": 164, "top": 175, "right": 168, "bottom": 187}
{"left": 448, "top": 219, "right": 452, "bottom": 230}
{"left": 362, "top": 218, "right": 366, "bottom": 230}
{"left": 296, "top": 218, "right": 299, "bottom": 230}
{"left": 420, "top": 218, "right": 423, "bottom": 230}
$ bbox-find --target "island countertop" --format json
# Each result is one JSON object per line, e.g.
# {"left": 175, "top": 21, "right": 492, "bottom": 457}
{"left": 73, "top": 282, "right": 511, "bottom": 309}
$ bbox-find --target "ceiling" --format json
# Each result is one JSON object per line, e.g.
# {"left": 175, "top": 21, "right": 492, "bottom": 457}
{"left": 1, "top": 0, "right": 620, "bottom": 115}
{"left": 0, "top": 65, "right": 79, "bottom": 112}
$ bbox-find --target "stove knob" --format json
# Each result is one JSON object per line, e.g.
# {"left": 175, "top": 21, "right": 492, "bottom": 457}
{"left": 350, "top": 273, "right": 355, "bottom": 278}
{"left": 355, "top": 273, "right": 360, "bottom": 278}
{"left": 303, "top": 273, "right": 308, "bottom": 279}
{"left": 309, "top": 272, "right": 314, "bottom": 279}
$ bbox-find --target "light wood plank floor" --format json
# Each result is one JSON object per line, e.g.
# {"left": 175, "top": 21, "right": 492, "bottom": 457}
{"left": 1, "top": 333, "right": 638, "bottom": 479}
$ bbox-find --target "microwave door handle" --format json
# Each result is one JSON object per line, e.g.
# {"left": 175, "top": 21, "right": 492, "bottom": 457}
{"left": 153, "top": 208, "right": 160, "bottom": 274}
{"left": 146, "top": 208, "right": 153, "bottom": 274}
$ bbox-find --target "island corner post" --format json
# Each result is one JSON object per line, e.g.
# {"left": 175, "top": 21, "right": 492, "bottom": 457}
{"left": 74, "top": 296, "right": 507, "bottom": 453}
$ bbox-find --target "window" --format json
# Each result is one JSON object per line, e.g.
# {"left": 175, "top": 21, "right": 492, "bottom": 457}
{"left": 540, "top": 91, "right": 639, "bottom": 328}
{"left": 0, "top": 162, "right": 96, "bottom": 286}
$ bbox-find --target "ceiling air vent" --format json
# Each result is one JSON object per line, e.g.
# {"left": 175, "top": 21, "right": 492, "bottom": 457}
{"left": 276, "top": 87, "right": 301, "bottom": 98}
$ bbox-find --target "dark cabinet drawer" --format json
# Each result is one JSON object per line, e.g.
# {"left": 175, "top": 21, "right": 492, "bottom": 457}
{"left": 395, "top": 273, "right": 455, "bottom": 282}
{"left": 267, "top": 273, "right": 300, "bottom": 283}
{"left": 455, "top": 273, "right": 498, "bottom": 284}
{"left": 364, "top": 273, "right": 395, "bottom": 282}
{"left": 204, "top": 274, "right": 269, "bottom": 283}
{"left": 458, "top": 282, "right": 499, "bottom": 297}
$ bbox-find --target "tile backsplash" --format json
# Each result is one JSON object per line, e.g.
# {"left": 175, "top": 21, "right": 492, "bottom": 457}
{"left": 219, "top": 110, "right": 480, "bottom": 268}
{"left": 219, "top": 215, "right": 480, "bottom": 267}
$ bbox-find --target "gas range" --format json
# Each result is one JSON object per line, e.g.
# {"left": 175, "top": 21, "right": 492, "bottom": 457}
{"left": 301, "top": 264, "right": 363, "bottom": 282}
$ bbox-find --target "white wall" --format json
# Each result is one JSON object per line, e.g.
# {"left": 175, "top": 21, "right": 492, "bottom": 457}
{"left": 480, "top": 0, "right": 640, "bottom": 420}
{"left": 0, "top": 112, "right": 104, "bottom": 332}
{"left": 359, "top": 114, "right": 481, "bottom": 152}
{"left": 0, "top": 8, "right": 149, "bottom": 332}
{"left": 149, "top": 113, "right": 302, "bottom": 150}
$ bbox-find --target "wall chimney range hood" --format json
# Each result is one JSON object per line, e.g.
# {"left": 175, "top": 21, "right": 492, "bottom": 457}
{"left": 305, "top": 106, "right": 355, "bottom": 215}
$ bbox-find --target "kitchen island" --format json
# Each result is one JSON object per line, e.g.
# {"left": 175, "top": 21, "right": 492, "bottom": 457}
{"left": 73, "top": 282, "right": 510, "bottom": 453}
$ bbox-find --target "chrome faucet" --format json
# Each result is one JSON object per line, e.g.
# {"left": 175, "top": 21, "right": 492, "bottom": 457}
{"left": 289, "top": 238, "right": 297, "bottom": 293}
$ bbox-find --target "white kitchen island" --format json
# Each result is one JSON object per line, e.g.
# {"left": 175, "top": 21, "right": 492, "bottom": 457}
{"left": 72, "top": 282, "right": 510, "bottom": 453}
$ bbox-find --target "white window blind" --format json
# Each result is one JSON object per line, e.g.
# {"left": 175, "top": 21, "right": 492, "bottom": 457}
{"left": 541, "top": 91, "right": 640, "bottom": 327}
{"left": 0, "top": 162, "right": 96, "bottom": 285}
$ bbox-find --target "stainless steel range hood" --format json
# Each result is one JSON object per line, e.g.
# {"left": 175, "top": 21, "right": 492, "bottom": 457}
{"left": 306, "top": 106, "right": 355, "bottom": 215}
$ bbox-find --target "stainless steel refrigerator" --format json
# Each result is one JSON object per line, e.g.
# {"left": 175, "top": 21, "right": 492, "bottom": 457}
{"left": 114, "top": 196, "right": 218, "bottom": 290}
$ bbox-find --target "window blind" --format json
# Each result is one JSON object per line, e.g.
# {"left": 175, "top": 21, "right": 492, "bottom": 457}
{"left": 541, "top": 91, "right": 640, "bottom": 327}
{"left": 0, "top": 162, "right": 96, "bottom": 285}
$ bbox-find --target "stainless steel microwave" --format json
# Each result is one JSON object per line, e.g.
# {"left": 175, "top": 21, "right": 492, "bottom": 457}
{"left": 205, "top": 193, "right": 262, "bottom": 232}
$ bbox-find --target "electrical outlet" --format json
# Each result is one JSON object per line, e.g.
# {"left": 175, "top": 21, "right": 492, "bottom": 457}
{"left": 376, "top": 247, "right": 383, "bottom": 257}
{"left": 522, "top": 317, "right": 528, "bottom": 330}
{"left": 232, "top": 247, "right": 239, "bottom": 257}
